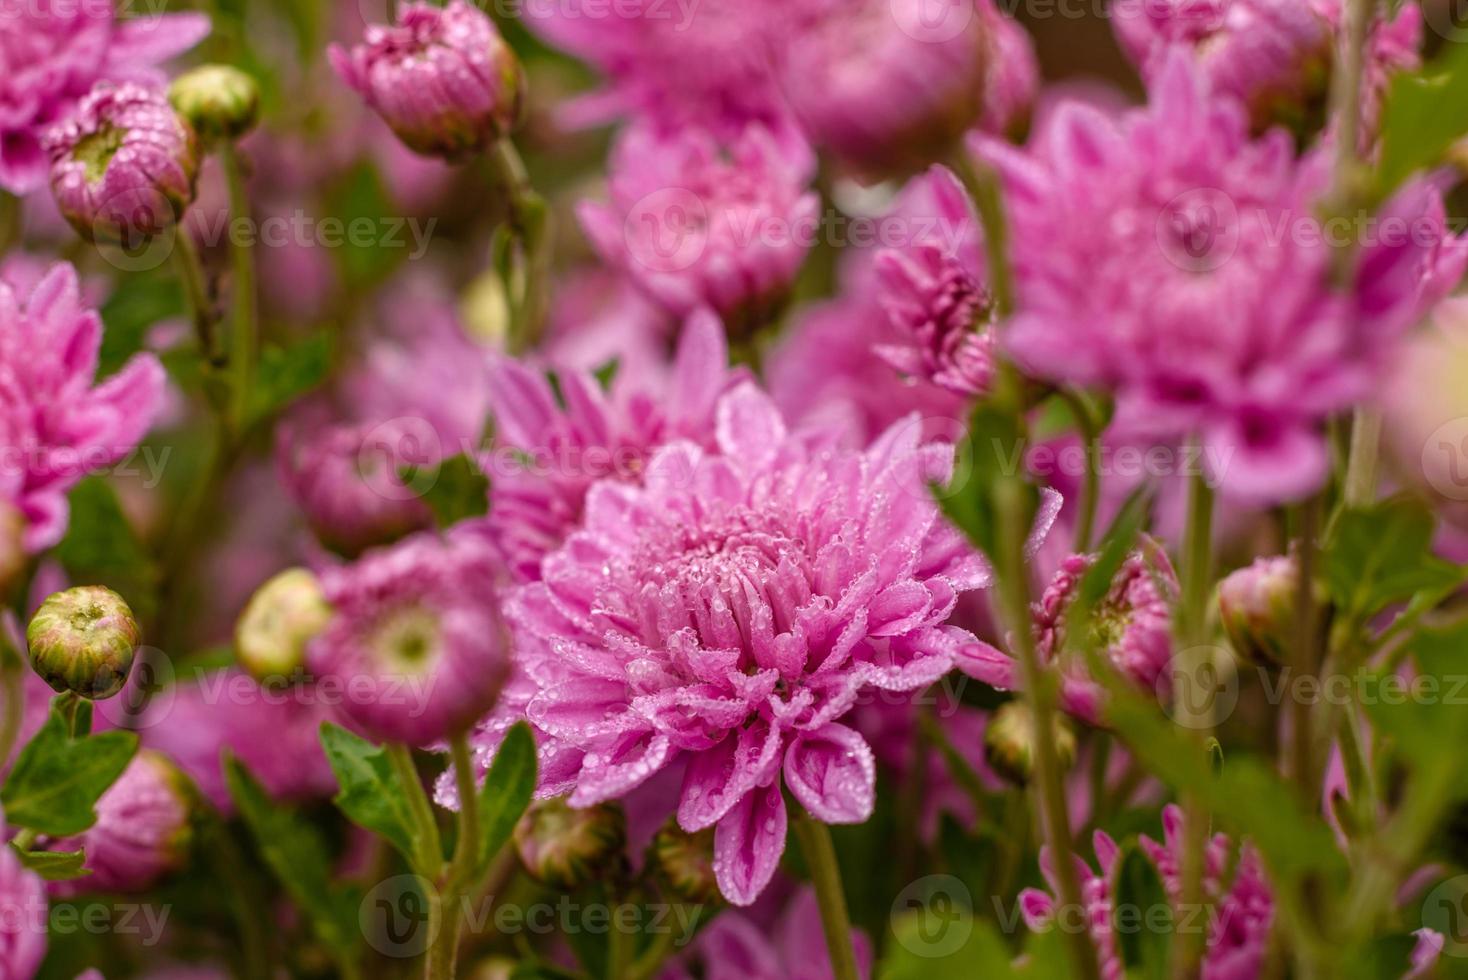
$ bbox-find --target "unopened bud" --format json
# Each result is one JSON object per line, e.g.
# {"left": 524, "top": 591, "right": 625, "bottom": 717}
{"left": 984, "top": 701, "right": 1076, "bottom": 787}
{"left": 27, "top": 586, "right": 140, "bottom": 699}
{"left": 235, "top": 568, "right": 331, "bottom": 681}
{"left": 169, "top": 65, "right": 261, "bottom": 143}
{"left": 1218, "top": 554, "right": 1306, "bottom": 669}
{"left": 650, "top": 820, "right": 718, "bottom": 904}
{"left": 513, "top": 799, "right": 626, "bottom": 890}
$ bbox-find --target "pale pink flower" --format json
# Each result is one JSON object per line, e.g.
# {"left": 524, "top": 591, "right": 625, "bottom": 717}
{"left": 0, "top": 806, "right": 47, "bottom": 978}
{"left": 0, "top": 263, "right": 165, "bottom": 552}
{"left": 0, "top": 0, "right": 209, "bottom": 194}
{"left": 661, "top": 887, "right": 873, "bottom": 980}
{"left": 498, "top": 384, "right": 992, "bottom": 904}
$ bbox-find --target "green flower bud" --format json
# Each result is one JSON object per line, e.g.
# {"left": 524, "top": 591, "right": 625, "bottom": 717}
{"left": 513, "top": 799, "right": 627, "bottom": 890}
{"left": 984, "top": 701, "right": 1076, "bottom": 787}
{"left": 27, "top": 586, "right": 140, "bottom": 699}
{"left": 169, "top": 65, "right": 261, "bottom": 142}
{"left": 650, "top": 820, "right": 718, "bottom": 904}
{"left": 234, "top": 568, "right": 331, "bottom": 681}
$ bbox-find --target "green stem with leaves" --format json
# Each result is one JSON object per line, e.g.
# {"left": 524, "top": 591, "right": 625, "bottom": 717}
{"left": 791, "top": 810, "right": 861, "bottom": 980}
{"left": 220, "top": 143, "right": 257, "bottom": 437}
{"left": 486, "top": 140, "right": 552, "bottom": 353}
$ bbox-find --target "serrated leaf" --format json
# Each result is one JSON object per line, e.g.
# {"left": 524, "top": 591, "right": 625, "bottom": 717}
{"left": 0, "top": 710, "right": 137, "bottom": 836}
{"left": 406, "top": 453, "right": 491, "bottom": 529}
{"left": 224, "top": 756, "right": 362, "bottom": 968}
{"left": 320, "top": 723, "right": 420, "bottom": 863}
{"left": 1324, "top": 497, "right": 1465, "bottom": 623}
{"left": 1114, "top": 844, "right": 1171, "bottom": 980}
{"left": 246, "top": 333, "right": 332, "bottom": 427}
{"left": 477, "top": 722, "right": 537, "bottom": 873}
{"left": 11, "top": 846, "right": 90, "bottom": 881}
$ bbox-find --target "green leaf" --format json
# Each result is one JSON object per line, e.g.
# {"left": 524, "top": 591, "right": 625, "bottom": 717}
{"left": 324, "top": 162, "right": 399, "bottom": 287}
{"left": 224, "top": 756, "right": 362, "bottom": 967}
{"left": 1323, "top": 497, "right": 1465, "bottom": 624}
{"left": 0, "top": 710, "right": 137, "bottom": 836}
{"left": 53, "top": 478, "right": 153, "bottom": 617}
{"left": 476, "top": 722, "right": 538, "bottom": 873}
{"left": 408, "top": 453, "right": 491, "bottom": 529}
{"left": 1377, "top": 38, "right": 1468, "bottom": 196}
{"left": 935, "top": 402, "right": 1028, "bottom": 559}
{"left": 246, "top": 333, "right": 333, "bottom": 427}
{"left": 99, "top": 272, "right": 184, "bottom": 378}
{"left": 320, "top": 723, "right": 421, "bottom": 863}
{"left": 10, "top": 846, "right": 90, "bottom": 881}
{"left": 1113, "top": 844, "right": 1172, "bottom": 980}
{"left": 879, "top": 913, "right": 1014, "bottom": 979}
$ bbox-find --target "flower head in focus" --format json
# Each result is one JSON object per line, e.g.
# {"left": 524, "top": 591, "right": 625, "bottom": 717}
{"left": 310, "top": 530, "right": 510, "bottom": 747}
{"left": 0, "top": 0, "right": 209, "bottom": 194}
{"left": 500, "top": 383, "right": 995, "bottom": 904}
{"left": 329, "top": 0, "right": 523, "bottom": 160}
{"left": 0, "top": 263, "right": 166, "bottom": 552}
{"left": 45, "top": 82, "right": 199, "bottom": 245}
{"left": 579, "top": 123, "right": 818, "bottom": 338}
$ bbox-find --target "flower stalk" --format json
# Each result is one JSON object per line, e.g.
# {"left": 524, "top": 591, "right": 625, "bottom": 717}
{"left": 791, "top": 809, "right": 860, "bottom": 980}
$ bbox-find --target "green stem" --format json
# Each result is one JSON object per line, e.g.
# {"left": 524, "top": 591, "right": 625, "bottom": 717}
{"left": 447, "top": 734, "right": 480, "bottom": 892}
{"left": 948, "top": 151, "right": 1015, "bottom": 317}
{"left": 220, "top": 143, "right": 257, "bottom": 436}
{"left": 1336, "top": 704, "right": 1377, "bottom": 836}
{"left": 389, "top": 743, "right": 443, "bottom": 875}
{"left": 0, "top": 630, "right": 26, "bottom": 769}
{"left": 1058, "top": 387, "right": 1101, "bottom": 552}
{"left": 172, "top": 230, "right": 216, "bottom": 363}
{"left": 625, "top": 924, "right": 683, "bottom": 980}
{"left": 486, "top": 140, "right": 552, "bottom": 353}
{"left": 791, "top": 811, "right": 861, "bottom": 980}
{"left": 1290, "top": 495, "right": 1323, "bottom": 794}
{"left": 1342, "top": 409, "right": 1382, "bottom": 509}
{"left": 424, "top": 884, "right": 455, "bottom": 980}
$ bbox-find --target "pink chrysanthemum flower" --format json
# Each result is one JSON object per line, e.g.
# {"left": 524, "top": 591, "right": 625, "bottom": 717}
{"left": 0, "top": 0, "right": 209, "bottom": 194}
{"left": 982, "top": 53, "right": 1468, "bottom": 503}
{"left": 578, "top": 123, "right": 819, "bottom": 338}
{"left": 874, "top": 166, "right": 996, "bottom": 398}
{"left": 1019, "top": 806, "right": 1273, "bottom": 980}
{"left": 501, "top": 384, "right": 994, "bottom": 904}
{"left": 778, "top": 0, "right": 1033, "bottom": 175}
{"left": 310, "top": 530, "right": 510, "bottom": 747}
{"left": 51, "top": 750, "right": 191, "bottom": 895}
{"left": 958, "top": 542, "right": 1178, "bottom": 724}
{"left": 661, "top": 887, "right": 874, "bottom": 980}
{"left": 0, "top": 263, "right": 165, "bottom": 553}
{"left": 0, "top": 805, "right": 46, "bottom": 978}
{"left": 479, "top": 311, "right": 743, "bottom": 581}
{"left": 329, "top": 0, "right": 523, "bottom": 160}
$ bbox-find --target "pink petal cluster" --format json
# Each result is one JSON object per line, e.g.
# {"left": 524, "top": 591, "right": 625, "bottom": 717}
{"left": 329, "top": 0, "right": 523, "bottom": 160}
{"left": 661, "top": 887, "right": 873, "bottom": 980}
{"left": 0, "top": 263, "right": 165, "bottom": 553}
{"left": 479, "top": 311, "right": 743, "bottom": 581}
{"left": 52, "top": 750, "right": 191, "bottom": 895}
{"left": 983, "top": 53, "right": 1468, "bottom": 503}
{"left": 502, "top": 384, "right": 991, "bottom": 904}
{"left": 579, "top": 123, "right": 819, "bottom": 337}
{"left": 310, "top": 529, "right": 510, "bottom": 747}
{"left": 1020, "top": 806, "right": 1273, "bottom": 980}
{"left": 45, "top": 82, "right": 198, "bottom": 244}
{"left": 958, "top": 542, "right": 1178, "bottom": 724}
{"left": 0, "top": 0, "right": 209, "bottom": 194}
{"left": 140, "top": 669, "right": 338, "bottom": 815}
{"left": 0, "top": 807, "right": 46, "bottom": 979}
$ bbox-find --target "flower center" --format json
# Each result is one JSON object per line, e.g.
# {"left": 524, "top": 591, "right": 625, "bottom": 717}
{"left": 72, "top": 124, "right": 125, "bottom": 184}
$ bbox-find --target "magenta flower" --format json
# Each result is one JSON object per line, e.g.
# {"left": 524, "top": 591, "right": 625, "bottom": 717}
{"left": 873, "top": 166, "right": 996, "bottom": 398}
{"left": 981, "top": 53, "right": 1468, "bottom": 503}
{"left": 51, "top": 751, "right": 191, "bottom": 895}
{"left": 479, "top": 311, "right": 742, "bottom": 581}
{"left": 779, "top": 0, "right": 1031, "bottom": 174}
{"left": 578, "top": 122, "right": 819, "bottom": 337}
{"left": 310, "top": 529, "right": 510, "bottom": 747}
{"left": 0, "top": 811, "right": 46, "bottom": 979}
{"left": 501, "top": 383, "right": 992, "bottom": 904}
{"left": 0, "top": 0, "right": 209, "bottom": 194}
{"left": 140, "top": 669, "right": 338, "bottom": 815}
{"left": 0, "top": 263, "right": 165, "bottom": 552}
{"left": 45, "top": 83, "right": 199, "bottom": 244}
{"left": 662, "top": 887, "right": 873, "bottom": 980}
{"left": 958, "top": 542, "right": 1178, "bottom": 724}
{"left": 1019, "top": 806, "right": 1273, "bottom": 980}
{"left": 329, "top": 0, "right": 523, "bottom": 160}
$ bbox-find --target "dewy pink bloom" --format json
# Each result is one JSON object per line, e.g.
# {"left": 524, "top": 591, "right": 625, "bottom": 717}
{"left": 661, "top": 887, "right": 873, "bottom": 980}
{"left": 578, "top": 122, "right": 818, "bottom": 338}
{"left": 958, "top": 541, "right": 1178, "bottom": 724}
{"left": 140, "top": 669, "right": 337, "bottom": 815}
{"left": 1020, "top": 805, "right": 1272, "bottom": 980}
{"left": 779, "top": 0, "right": 1033, "bottom": 174}
{"left": 0, "top": 0, "right": 209, "bottom": 194}
{"left": 51, "top": 750, "right": 191, "bottom": 895}
{"left": 310, "top": 529, "right": 510, "bottom": 747}
{"left": 502, "top": 383, "right": 994, "bottom": 904}
{"left": 329, "top": 0, "right": 523, "bottom": 160}
{"left": 0, "top": 805, "right": 46, "bottom": 979}
{"left": 0, "top": 263, "right": 165, "bottom": 552}
{"left": 982, "top": 53, "right": 1468, "bottom": 503}
{"left": 478, "top": 310, "right": 742, "bottom": 582}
